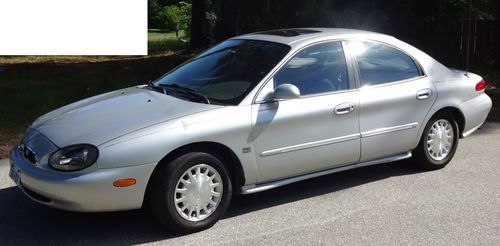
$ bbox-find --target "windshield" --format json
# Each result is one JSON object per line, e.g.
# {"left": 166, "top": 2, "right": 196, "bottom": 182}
{"left": 155, "top": 39, "right": 290, "bottom": 105}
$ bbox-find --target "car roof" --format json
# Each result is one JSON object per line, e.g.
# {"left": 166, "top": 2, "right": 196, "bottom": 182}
{"left": 233, "top": 28, "right": 456, "bottom": 106}
{"left": 234, "top": 28, "right": 391, "bottom": 47}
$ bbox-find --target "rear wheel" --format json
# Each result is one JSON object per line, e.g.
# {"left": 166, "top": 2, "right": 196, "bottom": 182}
{"left": 149, "top": 152, "right": 232, "bottom": 233}
{"left": 413, "top": 113, "right": 459, "bottom": 170}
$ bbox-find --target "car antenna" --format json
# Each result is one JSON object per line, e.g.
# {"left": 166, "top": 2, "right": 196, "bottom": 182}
{"left": 465, "top": 0, "right": 473, "bottom": 77}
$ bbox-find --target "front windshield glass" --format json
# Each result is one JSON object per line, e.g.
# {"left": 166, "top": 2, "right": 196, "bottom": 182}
{"left": 155, "top": 39, "right": 290, "bottom": 105}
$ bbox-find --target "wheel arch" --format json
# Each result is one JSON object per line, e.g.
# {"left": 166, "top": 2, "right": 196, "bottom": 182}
{"left": 411, "top": 106, "right": 463, "bottom": 170}
{"left": 430, "top": 107, "right": 466, "bottom": 137}
{"left": 143, "top": 141, "right": 246, "bottom": 207}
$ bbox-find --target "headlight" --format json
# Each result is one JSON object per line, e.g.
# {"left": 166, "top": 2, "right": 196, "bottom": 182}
{"left": 49, "top": 144, "right": 99, "bottom": 171}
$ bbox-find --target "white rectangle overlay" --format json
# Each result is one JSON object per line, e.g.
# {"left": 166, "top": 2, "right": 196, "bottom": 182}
{"left": 0, "top": 0, "right": 147, "bottom": 55}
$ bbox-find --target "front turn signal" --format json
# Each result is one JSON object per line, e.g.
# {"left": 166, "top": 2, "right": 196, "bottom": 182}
{"left": 113, "top": 178, "right": 136, "bottom": 187}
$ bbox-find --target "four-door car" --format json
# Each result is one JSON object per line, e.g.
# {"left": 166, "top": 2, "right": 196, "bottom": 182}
{"left": 9, "top": 28, "right": 492, "bottom": 233}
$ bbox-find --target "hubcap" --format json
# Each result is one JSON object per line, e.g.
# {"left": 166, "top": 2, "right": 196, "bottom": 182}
{"left": 174, "top": 164, "right": 223, "bottom": 222}
{"left": 426, "top": 119, "right": 454, "bottom": 161}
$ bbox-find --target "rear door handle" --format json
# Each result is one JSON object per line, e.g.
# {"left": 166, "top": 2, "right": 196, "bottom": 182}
{"left": 417, "top": 89, "right": 432, "bottom": 100}
{"left": 334, "top": 102, "right": 355, "bottom": 115}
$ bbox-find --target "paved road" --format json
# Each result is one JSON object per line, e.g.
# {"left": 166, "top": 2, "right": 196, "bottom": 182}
{"left": 0, "top": 124, "right": 499, "bottom": 245}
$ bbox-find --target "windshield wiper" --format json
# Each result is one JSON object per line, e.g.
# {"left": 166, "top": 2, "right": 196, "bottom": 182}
{"left": 159, "top": 83, "right": 211, "bottom": 104}
{"left": 147, "top": 80, "right": 167, "bottom": 95}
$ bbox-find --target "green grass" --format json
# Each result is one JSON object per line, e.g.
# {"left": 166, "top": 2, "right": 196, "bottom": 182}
{"left": 148, "top": 29, "right": 186, "bottom": 38}
{"left": 148, "top": 29, "right": 187, "bottom": 54}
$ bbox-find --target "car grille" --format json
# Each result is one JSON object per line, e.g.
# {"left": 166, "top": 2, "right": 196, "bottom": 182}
{"left": 19, "top": 130, "right": 58, "bottom": 166}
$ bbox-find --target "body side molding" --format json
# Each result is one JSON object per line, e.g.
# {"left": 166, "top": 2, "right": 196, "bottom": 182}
{"left": 361, "top": 122, "right": 418, "bottom": 138}
{"left": 242, "top": 151, "right": 412, "bottom": 194}
{"left": 260, "top": 133, "right": 360, "bottom": 157}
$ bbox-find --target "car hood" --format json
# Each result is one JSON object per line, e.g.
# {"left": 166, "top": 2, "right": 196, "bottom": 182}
{"left": 32, "top": 86, "right": 220, "bottom": 147}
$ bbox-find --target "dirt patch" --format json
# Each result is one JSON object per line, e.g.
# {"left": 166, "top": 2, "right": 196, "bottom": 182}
{"left": 0, "top": 133, "right": 21, "bottom": 159}
{"left": 0, "top": 51, "right": 180, "bottom": 66}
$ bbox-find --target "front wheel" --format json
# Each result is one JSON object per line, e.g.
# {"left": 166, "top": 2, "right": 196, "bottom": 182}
{"left": 149, "top": 152, "right": 233, "bottom": 233}
{"left": 413, "top": 114, "right": 459, "bottom": 170}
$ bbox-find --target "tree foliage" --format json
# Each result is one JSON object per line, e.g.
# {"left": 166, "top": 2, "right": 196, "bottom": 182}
{"left": 148, "top": 0, "right": 162, "bottom": 28}
{"left": 158, "top": 1, "right": 191, "bottom": 37}
{"left": 149, "top": 0, "right": 497, "bottom": 67}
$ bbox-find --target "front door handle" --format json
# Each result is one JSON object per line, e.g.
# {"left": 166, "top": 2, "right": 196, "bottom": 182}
{"left": 417, "top": 88, "right": 432, "bottom": 100}
{"left": 334, "top": 102, "right": 355, "bottom": 115}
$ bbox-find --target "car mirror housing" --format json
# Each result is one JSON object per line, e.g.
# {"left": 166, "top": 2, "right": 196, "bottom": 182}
{"left": 269, "top": 83, "right": 301, "bottom": 101}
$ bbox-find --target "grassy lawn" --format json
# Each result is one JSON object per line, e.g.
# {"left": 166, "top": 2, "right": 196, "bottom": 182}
{"left": 0, "top": 29, "right": 187, "bottom": 65}
{"left": 148, "top": 29, "right": 187, "bottom": 54}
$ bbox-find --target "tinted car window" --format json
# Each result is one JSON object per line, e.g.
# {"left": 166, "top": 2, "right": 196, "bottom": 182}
{"left": 350, "top": 41, "right": 420, "bottom": 86}
{"left": 274, "top": 41, "right": 349, "bottom": 96}
{"left": 156, "top": 39, "right": 290, "bottom": 105}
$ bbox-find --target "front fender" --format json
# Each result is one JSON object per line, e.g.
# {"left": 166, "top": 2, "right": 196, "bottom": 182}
{"left": 97, "top": 105, "right": 258, "bottom": 186}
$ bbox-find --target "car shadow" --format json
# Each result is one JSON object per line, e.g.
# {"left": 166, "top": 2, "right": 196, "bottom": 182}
{"left": 0, "top": 160, "right": 422, "bottom": 244}
{"left": 226, "top": 159, "right": 422, "bottom": 219}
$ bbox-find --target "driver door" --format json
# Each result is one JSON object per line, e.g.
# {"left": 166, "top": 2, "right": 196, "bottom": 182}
{"left": 250, "top": 41, "right": 361, "bottom": 183}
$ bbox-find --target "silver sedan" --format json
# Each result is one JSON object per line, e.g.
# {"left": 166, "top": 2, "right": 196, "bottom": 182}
{"left": 9, "top": 28, "right": 492, "bottom": 233}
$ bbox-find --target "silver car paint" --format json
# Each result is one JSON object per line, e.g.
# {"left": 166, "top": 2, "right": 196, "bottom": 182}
{"left": 357, "top": 76, "right": 437, "bottom": 161}
{"left": 10, "top": 28, "right": 492, "bottom": 212}
{"left": 251, "top": 90, "right": 361, "bottom": 183}
{"left": 98, "top": 105, "right": 256, "bottom": 180}
{"left": 10, "top": 147, "right": 155, "bottom": 211}
{"left": 32, "top": 86, "right": 219, "bottom": 147}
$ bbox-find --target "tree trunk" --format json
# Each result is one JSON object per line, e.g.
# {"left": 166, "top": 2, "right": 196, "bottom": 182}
{"left": 215, "top": 0, "right": 240, "bottom": 42}
{"left": 189, "top": 0, "right": 206, "bottom": 49}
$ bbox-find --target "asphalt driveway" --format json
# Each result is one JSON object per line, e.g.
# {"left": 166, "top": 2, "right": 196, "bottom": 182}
{"left": 0, "top": 123, "right": 498, "bottom": 245}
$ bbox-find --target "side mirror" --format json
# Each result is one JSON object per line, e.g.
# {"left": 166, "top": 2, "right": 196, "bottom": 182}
{"left": 270, "top": 83, "right": 300, "bottom": 101}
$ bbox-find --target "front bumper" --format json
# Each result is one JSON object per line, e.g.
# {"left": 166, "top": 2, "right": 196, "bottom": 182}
{"left": 9, "top": 146, "right": 156, "bottom": 212}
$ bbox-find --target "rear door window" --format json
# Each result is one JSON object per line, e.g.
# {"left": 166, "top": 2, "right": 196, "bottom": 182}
{"left": 349, "top": 41, "right": 420, "bottom": 86}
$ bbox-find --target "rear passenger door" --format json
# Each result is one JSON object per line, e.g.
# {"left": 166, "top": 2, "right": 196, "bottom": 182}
{"left": 347, "top": 40, "right": 436, "bottom": 161}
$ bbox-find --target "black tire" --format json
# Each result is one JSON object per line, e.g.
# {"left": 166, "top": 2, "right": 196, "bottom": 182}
{"left": 412, "top": 113, "right": 459, "bottom": 170}
{"left": 149, "top": 152, "right": 233, "bottom": 234}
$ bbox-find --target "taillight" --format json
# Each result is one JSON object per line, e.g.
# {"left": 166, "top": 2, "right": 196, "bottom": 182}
{"left": 475, "top": 79, "right": 487, "bottom": 91}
